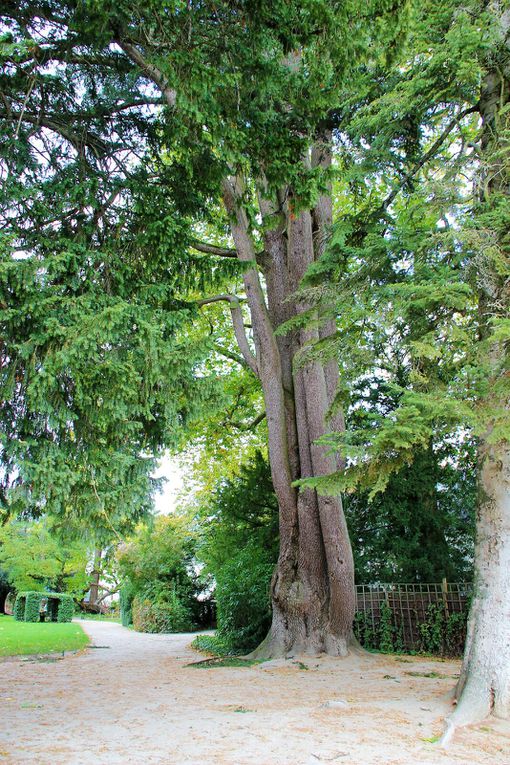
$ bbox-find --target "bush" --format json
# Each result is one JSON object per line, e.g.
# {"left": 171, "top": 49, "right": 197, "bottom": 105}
{"left": 56, "top": 594, "right": 74, "bottom": 622}
{"left": 191, "top": 633, "right": 241, "bottom": 657}
{"left": 354, "top": 600, "right": 469, "bottom": 657}
{"left": 215, "top": 545, "right": 274, "bottom": 652}
{"left": 418, "top": 603, "right": 469, "bottom": 657}
{"left": 13, "top": 594, "right": 26, "bottom": 621}
{"left": 120, "top": 583, "right": 135, "bottom": 627}
{"left": 132, "top": 589, "right": 194, "bottom": 633}
{"left": 25, "top": 592, "right": 42, "bottom": 622}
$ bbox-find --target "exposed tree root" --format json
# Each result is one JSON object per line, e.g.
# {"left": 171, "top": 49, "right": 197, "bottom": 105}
{"left": 440, "top": 676, "right": 497, "bottom": 747}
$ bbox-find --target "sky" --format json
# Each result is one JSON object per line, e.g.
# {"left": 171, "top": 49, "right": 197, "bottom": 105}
{"left": 152, "top": 454, "right": 186, "bottom": 515}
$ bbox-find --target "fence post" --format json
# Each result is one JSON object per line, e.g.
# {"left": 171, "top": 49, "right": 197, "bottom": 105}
{"left": 442, "top": 577, "right": 450, "bottom": 619}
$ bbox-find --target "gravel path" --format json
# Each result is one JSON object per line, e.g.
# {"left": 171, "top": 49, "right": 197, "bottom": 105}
{"left": 0, "top": 620, "right": 508, "bottom": 765}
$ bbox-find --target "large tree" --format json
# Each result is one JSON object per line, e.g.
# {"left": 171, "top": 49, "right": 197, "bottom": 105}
{"left": 447, "top": 0, "right": 510, "bottom": 734}
{"left": 296, "top": 0, "right": 509, "bottom": 731}
{"left": 1, "top": 0, "right": 407, "bottom": 656}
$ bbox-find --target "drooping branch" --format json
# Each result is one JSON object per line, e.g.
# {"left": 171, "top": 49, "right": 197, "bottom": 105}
{"left": 198, "top": 294, "right": 259, "bottom": 376}
{"left": 380, "top": 105, "right": 479, "bottom": 214}
{"left": 0, "top": 111, "right": 110, "bottom": 156}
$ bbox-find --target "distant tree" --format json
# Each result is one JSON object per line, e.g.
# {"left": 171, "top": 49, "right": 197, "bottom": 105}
{"left": 198, "top": 451, "right": 279, "bottom": 574}
{"left": 117, "top": 514, "right": 201, "bottom": 630}
{"left": 346, "top": 443, "right": 475, "bottom": 584}
{"left": 0, "top": 519, "right": 89, "bottom": 598}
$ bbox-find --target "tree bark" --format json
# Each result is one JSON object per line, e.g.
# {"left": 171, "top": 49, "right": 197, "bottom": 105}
{"left": 87, "top": 548, "right": 103, "bottom": 613}
{"left": 223, "top": 169, "right": 355, "bottom": 657}
{"left": 443, "top": 2, "right": 510, "bottom": 740}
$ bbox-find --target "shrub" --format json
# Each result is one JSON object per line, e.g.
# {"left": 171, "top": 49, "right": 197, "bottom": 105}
{"left": 25, "top": 592, "right": 42, "bottom": 622}
{"left": 378, "top": 601, "right": 395, "bottom": 653}
{"left": 132, "top": 589, "right": 194, "bottom": 633}
{"left": 56, "top": 594, "right": 74, "bottom": 622}
{"left": 191, "top": 633, "right": 241, "bottom": 657}
{"left": 445, "top": 610, "right": 468, "bottom": 656}
{"left": 13, "top": 594, "right": 26, "bottom": 621}
{"left": 418, "top": 603, "right": 445, "bottom": 655}
{"left": 354, "top": 600, "right": 469, "bottom": 657}
{"left": 215, "top": 544, "right": 274, "bottom": 652}
{"left": 120, "top": 583, "right": 135, "bottom": 627}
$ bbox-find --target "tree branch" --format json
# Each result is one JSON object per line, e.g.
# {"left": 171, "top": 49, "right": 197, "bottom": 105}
{"left": 116, "top": 41, "right": 177, "bottom": 108}
{"left": 190, "top": 238, "right": 265, "bottom": 263}
{"left": 0, "top": 111, "right": 109, "bottom": 156}
{"left": 231, "top": 410, "right": 266, "bottom": 431}
{"left": 198, "top": 294, "right": 259, "bottom": 376}
{"left": 214, "top": 344, "right": 249, "bottom": 369}
{"left": 380, "top": 105, "right": 479, "bottom": 213}
{"left": 190, "top": 240, "right": 238, "bottom": 258}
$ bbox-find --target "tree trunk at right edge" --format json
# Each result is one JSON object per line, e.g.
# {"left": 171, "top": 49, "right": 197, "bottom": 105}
{"left": 448, "top": 440, "right": 510, "bottom": 728}
{"left": 443, "top": 2, "right": 510, "bottom": 740}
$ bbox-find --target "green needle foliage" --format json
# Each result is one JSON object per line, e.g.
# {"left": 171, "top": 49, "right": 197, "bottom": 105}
{"left": 294, "top": 0, "right": 508, "bottom": 502}
{"left": 194, "top": 451, "right": 278, "bottom": 651}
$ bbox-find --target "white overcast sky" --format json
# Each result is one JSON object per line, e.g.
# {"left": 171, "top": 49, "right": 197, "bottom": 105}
{"left": 152, "top": 454, "right": 186, "bottom": 515}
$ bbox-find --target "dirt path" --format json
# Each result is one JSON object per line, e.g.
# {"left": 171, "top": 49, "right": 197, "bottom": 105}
{"left": 0, "top": 620, "right": 508, "bottom": 765}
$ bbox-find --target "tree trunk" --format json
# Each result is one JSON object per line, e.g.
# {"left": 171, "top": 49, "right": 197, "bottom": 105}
{"left": 0, "top": 585, "right": 8, "bottom": 614}
{"left": 88, "top": 548, "right": 103, "bottom": 612}
{"left": 223, "top": 168, "right": 356, "bottom": 657}
{"left": 443, "top": 438, "right": 510, "bottom": 744}
{"left": 449, "top": 442, "right": 510, "bottom": 725}
{"left": 443, "top": 2, "right": 510, "bottom": 740}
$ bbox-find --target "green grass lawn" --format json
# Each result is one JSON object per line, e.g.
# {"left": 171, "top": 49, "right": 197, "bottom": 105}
{"left": 75, "top": 613, "right": 120, "bottom": 622}
{"left": 0, "top": 615, "right": 90, "bottom": 657}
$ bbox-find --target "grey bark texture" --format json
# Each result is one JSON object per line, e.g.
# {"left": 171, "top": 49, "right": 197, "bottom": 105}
{"left": 222, "top": 162, "right": 355, "bottom": 657}
{"left": 442, "top": 1, "right": 510, "bottom": 742}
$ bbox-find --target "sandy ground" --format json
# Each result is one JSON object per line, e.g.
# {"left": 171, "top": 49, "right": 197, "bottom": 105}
{"left": 0, "top": 620, "right": 508, "bottom": 765}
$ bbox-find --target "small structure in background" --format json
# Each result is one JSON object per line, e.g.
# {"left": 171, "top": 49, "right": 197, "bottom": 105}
{"left": 13, "top": 591, "right": 74, "bottom": 623}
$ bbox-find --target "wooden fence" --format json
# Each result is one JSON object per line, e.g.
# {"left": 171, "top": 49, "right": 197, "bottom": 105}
{"left": 354, "top": 581, "right": 473, "bottom": 655}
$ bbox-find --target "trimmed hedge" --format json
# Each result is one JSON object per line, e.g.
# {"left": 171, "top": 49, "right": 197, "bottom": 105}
{"left": 13, "top": 595, "right": 26, "bottom": 621}
{"left": 120, "top": 583, "right": 135, "bottom": 627}
{"left": 13, "top": 591, "right": 74, "bottom": 623}
{"left": 56, "top": 594, "right": 75, "bottom": 622}
{"left": 25, "top": 592, "right": 42, "bottom": 622}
